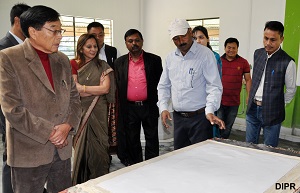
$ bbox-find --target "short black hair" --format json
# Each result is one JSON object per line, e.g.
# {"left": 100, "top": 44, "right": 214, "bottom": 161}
{"left": 10, "top": 3, "right": 31, "bottom": 26}
{"left": 20, "top": 5, "right": 60, "bottom": 38}
{"left": 224, "top": 37, "right": 239, "bottom": 48}
{"left": 124, "top": 29, "right": 143, "bottom": 41}
{"left": 87, "top": 22, "right": 104, "bottom": 32}
{"left": 264, "top": 21, "right": 284, "bottom": 37}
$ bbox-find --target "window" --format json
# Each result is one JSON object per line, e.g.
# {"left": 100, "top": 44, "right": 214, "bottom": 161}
{"left": 187, "top": 18, "right": 220, "bottom": 53}
{"left": 59, "top": 15, "right": 113, "bottom": 59}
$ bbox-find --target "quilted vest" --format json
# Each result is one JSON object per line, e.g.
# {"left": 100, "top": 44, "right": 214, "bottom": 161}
{"left": 247, "top": 48, "right": 293, "bottom": 126}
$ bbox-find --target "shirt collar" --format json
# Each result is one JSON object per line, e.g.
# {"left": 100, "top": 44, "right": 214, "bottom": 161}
{"left": 267, "top": 46, "right": 281, "bottom": 58}
{"left": 33, "top": 47, "right": 48, "bottom": 60}
{"left": 221, "top": 53, "right": 240, "bottom": 61}
{"left": 99, "top": 43, "right": 105, "bottom": 53}
{"left": 129, "top": 50, "right": 144, "bottom": 61}
{"left": 9, "top": 31, "right": 23, "bottom": 44}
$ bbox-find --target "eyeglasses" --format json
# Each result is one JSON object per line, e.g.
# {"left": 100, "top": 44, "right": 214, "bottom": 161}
{"left": 42, "top": 27, "right": 66, "bottom": 36}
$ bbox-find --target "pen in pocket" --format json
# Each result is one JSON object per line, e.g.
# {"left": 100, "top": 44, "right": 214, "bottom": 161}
{"left": 62, "top": 80, "right": 68, "bottom": 89}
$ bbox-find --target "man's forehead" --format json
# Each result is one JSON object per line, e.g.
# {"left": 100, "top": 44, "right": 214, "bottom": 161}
{"left": 44, "top": 21, "right": 61, "bottom": 27}
{"left": 226, "top": 42, "right": 238, "bottom": 47}
{"left": 90, "top": 27, "right": 104, "bottom": 33}
{"left": 126, "top": 34, "right": 141, "bottom": 39}
{"left": 264, "top": 29, "right": 281, "bottom": 35}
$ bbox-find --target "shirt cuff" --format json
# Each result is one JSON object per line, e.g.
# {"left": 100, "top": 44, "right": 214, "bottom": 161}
{"left": 205, "top": 106, "right": 215, "bottom": 115}
{"left": 159, "top": 104, "right": 169, "bottom": 114}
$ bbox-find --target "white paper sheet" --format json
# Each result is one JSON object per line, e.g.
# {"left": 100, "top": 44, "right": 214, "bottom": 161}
{"left": 96, "top": 142, "right": 299, "bottom": 193}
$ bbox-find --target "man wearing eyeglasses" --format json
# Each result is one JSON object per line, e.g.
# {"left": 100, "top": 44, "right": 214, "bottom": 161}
{"left": 114, "top": 29, "right": 162, "bottom": 165}
{"left": 0, "top": 3, "right": 31, "bottom": 193}
{"left": 0, "top": 5, "right": 81, "bottom": 193}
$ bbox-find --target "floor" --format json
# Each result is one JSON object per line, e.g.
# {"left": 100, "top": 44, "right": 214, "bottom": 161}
{"left": 0, "top": 129, "right": 300, "bottom": 192}
{"left": 109, "top": 143, "right": 174, "bottom": 173}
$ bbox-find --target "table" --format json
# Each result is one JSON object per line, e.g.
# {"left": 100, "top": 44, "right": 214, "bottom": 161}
{"left": 65, "top": 140, "right": 300, "bottom": 193}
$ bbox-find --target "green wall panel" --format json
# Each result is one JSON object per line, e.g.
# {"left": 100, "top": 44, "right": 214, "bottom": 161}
{"left": 233, "top": 0, "right": 300, "bottom": 129}
{"left": 283, "top": 0, "right": 300, "bottom": 128}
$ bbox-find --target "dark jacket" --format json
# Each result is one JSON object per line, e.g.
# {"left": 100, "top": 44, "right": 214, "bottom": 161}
{"left": 0, "top": 32, "right": 19, "bottom": 50}
{"left": 114, "top": 51, "right": 162, "bottom": 127}
{"left": 104, "top": 44, "right": 117, "bottom": 69}
{"left": 247, "top": 48, "right": 293, "bottom": 126}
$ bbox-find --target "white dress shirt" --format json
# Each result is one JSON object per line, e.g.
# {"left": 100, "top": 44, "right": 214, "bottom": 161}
{"left": 9, "top": 31, "right": 23, "bottom": 44}
{"left": 254, "top": 47, "right": 296, "bottom": 104}
{"left": 157, "top": 42, "right": 223, "bottom": 115}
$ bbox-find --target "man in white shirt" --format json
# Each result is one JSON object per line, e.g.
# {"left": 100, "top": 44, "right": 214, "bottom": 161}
{"left": 157, "top": 19, "right": 225, "bottom": 150}
{"left": 246, "top": 21, "right": 297, "bottom": 147}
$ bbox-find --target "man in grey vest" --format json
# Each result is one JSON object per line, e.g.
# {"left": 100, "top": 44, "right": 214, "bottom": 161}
{"left": 246, "top": 21, "right": 296, "bottom": 147}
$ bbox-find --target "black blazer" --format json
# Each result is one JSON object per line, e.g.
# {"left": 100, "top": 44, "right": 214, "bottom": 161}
{"left": 0, "top": 32, "right": 19, "bottom": 50}
{"left": 105, "top": 44, "right": 117, "bottom": 69}
{"left": 114, "top": 51, "right": 163, "bottom": 121}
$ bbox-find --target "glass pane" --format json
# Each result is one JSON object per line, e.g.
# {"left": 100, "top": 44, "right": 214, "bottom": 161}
{"left": 187, "top": 20, "right": 203, "bottom": 29}
{"left": 59, "top": 15, "right": 113, "bottom": 59}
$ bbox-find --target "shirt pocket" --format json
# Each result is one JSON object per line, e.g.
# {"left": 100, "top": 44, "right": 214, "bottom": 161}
{"left": 187, "top": 70, "right": 198, "bottom": 88}
{"left": 269, "top": 69, "right": 284, "bottom": 89}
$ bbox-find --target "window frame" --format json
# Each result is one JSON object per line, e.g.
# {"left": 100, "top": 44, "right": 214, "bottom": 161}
{"left": 59, "top": 15, "right": 113, "bottom": 59}
{"left": 187, "top": 17, "right": 220, "bottom": 53}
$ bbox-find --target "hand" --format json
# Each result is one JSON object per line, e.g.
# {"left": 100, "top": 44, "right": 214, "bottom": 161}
{"left": 75, "top": 83, "right": 90, "bottom": 97}
{"left": 55, "top": 140, "right": 68, "bottom": 149}
{"left": 49, "top": 123, "right": 72, "bottom": 146}
{"left": 161, "top": 110, "right": 172, "bottom": 129}
{"left": 206, "top": 113, "right": 225, "bottom": 129}
{"left": 75, "top": 82, "right": 83, "bottom": 93}
{"left": 72, "top": 75, "right": 78, "bottom": 83}
{"left": 246, "top": 96, "right": 249, "bottom": 105}
{"left": 100, "top": 72, "right": 106, "bottom": 85}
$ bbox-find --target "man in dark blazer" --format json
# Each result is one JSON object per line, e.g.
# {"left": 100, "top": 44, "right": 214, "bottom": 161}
{"left": 87, "top": 21, "right": 118, "bottom": 69}
{"left": 114, "top": 29, "right": 162, "bottom": 165}
{"left": 0, "top": 5, "right": 81, "bottom": 193}
{"left": 0, "top": 3, "right": 31, "bottom": 193}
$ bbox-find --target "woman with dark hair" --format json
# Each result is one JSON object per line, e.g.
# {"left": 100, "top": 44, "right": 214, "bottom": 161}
{"left": 192, "top": 26, "right": 222, "bottom": 138}
{"left": 192, "top": 26, "right": 222, "bottom": 77}
{"left": 70, "top": 33, "right": 115, "bottom": 184}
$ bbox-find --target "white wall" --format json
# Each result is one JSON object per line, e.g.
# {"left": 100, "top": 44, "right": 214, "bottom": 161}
{"left": 141, "top": 0, "right": 286, "bottom": 65}
{"left": 0, "top": 0, "right": 285, "bottom": 61}
{"left": 0, "top": 0, "right": 287, "bottom": 140}
{"left": 248, "top": 0, "right": 286, "bottom": 65}
{"left": 0, "top": 0, "right": 141, "bottom": 55}
{"left": 140, "top": 0, "right": 285, "bottom": 140}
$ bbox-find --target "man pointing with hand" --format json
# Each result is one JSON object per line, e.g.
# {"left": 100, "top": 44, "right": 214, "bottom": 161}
{"left": 157, "top": 19, "right": 225, "bottom": 150}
